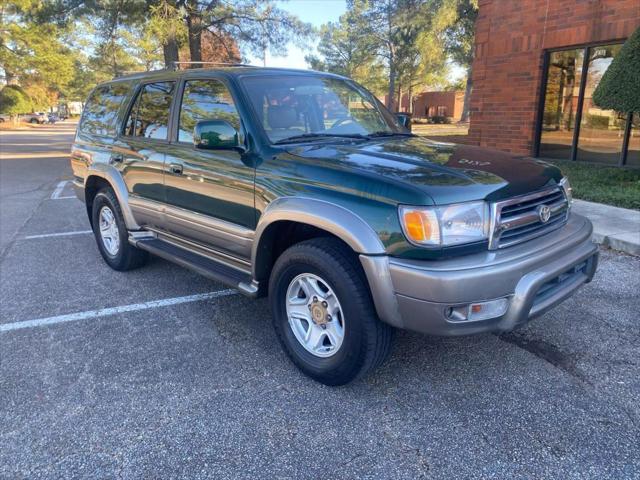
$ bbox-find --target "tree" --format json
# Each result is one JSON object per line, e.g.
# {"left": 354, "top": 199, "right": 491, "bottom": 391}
{"left": 593, "top": 27, "right": 640, "bottom": 113}
{"left": 0, "top": 1, "right": 76, "bottom": 90}
{"left": 0, "top": 85, "right": 32, "bottom": 123}
{"left": 305, "top": 1, "right": 386, "bottom": 94}
{"left": 432, "top": 0, "right": 478, "bottom": 122}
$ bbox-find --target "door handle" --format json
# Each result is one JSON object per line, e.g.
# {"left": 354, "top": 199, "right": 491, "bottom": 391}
{"left": 111, "top": 153, "right": 124, "bottom": 163}
{"left": 169, "top": 163, "right": 183, "bottom": 175}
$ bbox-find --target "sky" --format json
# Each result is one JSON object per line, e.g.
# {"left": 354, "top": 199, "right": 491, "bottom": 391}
{"left": 247, "top": 0, "right": 465, "bottom": 83}
{"left": 247, "top": 0, "right": 347, "bottom": 68}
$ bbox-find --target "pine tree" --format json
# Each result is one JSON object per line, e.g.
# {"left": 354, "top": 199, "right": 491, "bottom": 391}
{"left": 593, "top": 27, "right": 640, "bottom": 113}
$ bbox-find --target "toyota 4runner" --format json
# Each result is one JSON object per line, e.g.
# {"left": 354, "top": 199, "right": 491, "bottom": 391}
{"left": 71, "top": 66, "right": 599, "bottom": 385}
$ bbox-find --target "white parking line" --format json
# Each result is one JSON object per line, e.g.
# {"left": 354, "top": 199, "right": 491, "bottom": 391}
{"left": 0, "top": 289, "right": 238, "bottom": 333}
{"left": 50, "top": 180, "right": 68, "bottom": 199}
{"left": 23, "top": 230, "right": 93, "bottom": 240}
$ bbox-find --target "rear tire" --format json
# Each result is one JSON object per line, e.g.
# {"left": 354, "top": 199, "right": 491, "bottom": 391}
{"left": 269, "top": 237, "right": 393, "bottom": 386}
{"left": 91, "top": 188, "right": 148, "bottom": 271}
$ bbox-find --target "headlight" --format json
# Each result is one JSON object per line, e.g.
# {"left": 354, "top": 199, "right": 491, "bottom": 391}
{"left": 559, "top": 177, "right": 573, "bottom": 204}
{"left": 399, "top": 201, "right": 490, "bottom": 247}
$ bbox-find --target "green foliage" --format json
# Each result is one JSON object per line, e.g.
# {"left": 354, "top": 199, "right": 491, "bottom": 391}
{"left": 305, "top": 1, "right": 386, "bottom": 94}
{"left": 550, "top": 159, "right": 640, "bottom": 210}
{"left": 432, "top": 0, "right": 478, "bottom": 68}
{"left": 0, "top": 85, "right": 33, "bottom": 115}
{"left": 593, "top": 27, "right": 640, "bottom": 113}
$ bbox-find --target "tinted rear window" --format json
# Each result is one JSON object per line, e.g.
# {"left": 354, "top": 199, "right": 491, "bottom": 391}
{"left": 80, "top": 82, "right": 131, "bottom": 136}
{"left": 124, "top": 82, "right": 175, "bottom": 140}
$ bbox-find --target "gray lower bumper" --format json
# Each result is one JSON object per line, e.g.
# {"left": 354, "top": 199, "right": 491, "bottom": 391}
{"left": 360, "top": 214, "right": 599, "bottom": 336}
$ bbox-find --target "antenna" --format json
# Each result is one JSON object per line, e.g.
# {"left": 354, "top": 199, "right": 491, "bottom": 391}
{"left": 171, "top": 61, "right": 253, "bottom": 71}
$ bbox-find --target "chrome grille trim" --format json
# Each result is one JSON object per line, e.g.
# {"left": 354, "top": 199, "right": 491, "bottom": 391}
{"left": 489, "top": 186, "right": 570, "bottom": 250}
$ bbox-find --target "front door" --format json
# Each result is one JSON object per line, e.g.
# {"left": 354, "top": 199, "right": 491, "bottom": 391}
{"left": 162, "top": 77, "right": 256, "bottom": 260}
{"left": 116, "top": 80, "right": 176, "bottom": 228}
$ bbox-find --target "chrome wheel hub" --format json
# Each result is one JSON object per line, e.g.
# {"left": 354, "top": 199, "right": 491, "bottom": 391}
{"left": 285, "top": 273, "right": 345, "bottom": 358}
{"left": 98, "top": 206, "right": 120, "bottom": 256}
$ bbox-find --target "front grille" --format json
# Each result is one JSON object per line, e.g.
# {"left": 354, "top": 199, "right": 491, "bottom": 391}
{"left": 489, "top": 187, "right": 569, "bottom": 249}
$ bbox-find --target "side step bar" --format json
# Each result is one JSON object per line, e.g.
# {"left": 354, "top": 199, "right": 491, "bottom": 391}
{"left": 133, "top": 237, "right": 259, "bottom": 298}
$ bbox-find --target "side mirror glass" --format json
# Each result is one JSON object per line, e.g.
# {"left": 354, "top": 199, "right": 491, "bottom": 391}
{"left": 194, "top": 120, "right": 241, "bottom": 150}
{"left": 395, "top": 112, "right": 412, "bottom": 131}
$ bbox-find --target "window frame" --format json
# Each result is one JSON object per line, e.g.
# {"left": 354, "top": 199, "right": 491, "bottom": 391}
{"left": 534, "top": 40, "right": 631, "bottom": 165}
{"left": 119, "top": 79, "right": 178, "bottom": 144}
{"left": 172, "top": 74, "right": 246, "bottom": 148}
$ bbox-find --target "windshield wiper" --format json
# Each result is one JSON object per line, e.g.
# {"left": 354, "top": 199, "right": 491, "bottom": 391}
{"left": 366, "top": 131, "right": 416, "bottom": 138}
{"left": 273, "top": 133, "right": 369, "bottom": 145}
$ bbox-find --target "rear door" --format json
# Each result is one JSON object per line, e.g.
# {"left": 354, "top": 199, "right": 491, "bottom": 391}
{"left": 161, "top": 76, "right": 256, "bottom": 260}
{"left": 115, "top": 80, "right": 177, "bottom": 228}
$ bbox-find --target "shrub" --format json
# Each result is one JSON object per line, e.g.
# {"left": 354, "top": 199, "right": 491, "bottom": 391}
{"left": 585, "top": 114, "right": 610, "bottom": 129}
{"left": 0, "top": 86, "right": 32, "bottom": 117}
{"left": 593, "top": 27, "right": 640, "bottom": 112}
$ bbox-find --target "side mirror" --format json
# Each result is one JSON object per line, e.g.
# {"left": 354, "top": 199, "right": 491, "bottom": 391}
{"left": 194, "top": 120, "right": 242, "bottom": 150}
{"left": 395, "top": 112, "right": 412, "bottom": 131}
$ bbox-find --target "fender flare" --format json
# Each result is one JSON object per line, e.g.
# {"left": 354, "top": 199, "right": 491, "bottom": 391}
{"left": 84, "top": 163, "right": 140, "bottom": 230}
{"left": 251, "top": 196, "right": 386, "bottom": 279}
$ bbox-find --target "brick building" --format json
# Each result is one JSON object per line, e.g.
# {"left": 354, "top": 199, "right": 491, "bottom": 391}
{"left": 468, "top": 0, "right": 640, "bottom": 166}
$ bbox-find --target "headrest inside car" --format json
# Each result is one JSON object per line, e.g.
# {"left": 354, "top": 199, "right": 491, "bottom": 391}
{"left": 267, "top": 105, "right": 298, "bottom": 129}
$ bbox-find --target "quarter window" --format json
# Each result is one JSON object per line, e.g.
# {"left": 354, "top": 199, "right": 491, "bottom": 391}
{"left": 80, "top": 82, "right": 130, "bottom": 136}
{"left": 124, "top": 82, "right": 175, "bottom": 140}
{"left": 178, "top": 79, "right": 240, "bottom": 143}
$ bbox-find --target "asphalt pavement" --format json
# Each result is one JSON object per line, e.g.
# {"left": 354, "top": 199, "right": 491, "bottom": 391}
{"left": 0, "top": 122, "right": 639, "bottom": 479}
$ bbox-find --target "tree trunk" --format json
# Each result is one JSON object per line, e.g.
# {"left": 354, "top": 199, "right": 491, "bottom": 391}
{"left": 408, "top": 84, "right": 414, "bottom": 115}
{"left": 397, "top": 83, "right": 402, "bottom": 112}
{"left": 460, "top": 66, "right": 473, "bottom": 123}
{"left": 387, "top": 50, "right": 395, "bottom": 110}
{"left": 186, "top": 11, "right": 203, "bottom": 66}
{"left": 163, "top": 34, "right": 180, "bottom": 69}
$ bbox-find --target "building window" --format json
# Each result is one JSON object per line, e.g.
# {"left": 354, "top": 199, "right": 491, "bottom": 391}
{"left": 537, "top": 42, "right": 635, "bottom": 166}
{"left": 576, "top": 44, "right": 625, "bottom": 164}
{"left": 437, "top": 106, "right": 448, "bottom": 116}
{"left": 539, "top": 49, "right": 584, "bottom": 160}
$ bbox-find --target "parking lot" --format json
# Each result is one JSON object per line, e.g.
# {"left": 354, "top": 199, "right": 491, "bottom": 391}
{"left": 1, "top": 122, "right": 639, "bottom": 479}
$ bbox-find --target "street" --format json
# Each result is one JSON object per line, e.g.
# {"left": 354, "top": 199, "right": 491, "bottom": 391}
{"left": 1, "top": 123, "right": 639, "bottom": 479}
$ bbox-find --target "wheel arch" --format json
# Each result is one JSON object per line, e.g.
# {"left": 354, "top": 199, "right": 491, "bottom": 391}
{"left": 84, "top": 165, "right": 140, "bottom": 230}
{"left": 251, "top": 197, "right": 386, "bottom": 283}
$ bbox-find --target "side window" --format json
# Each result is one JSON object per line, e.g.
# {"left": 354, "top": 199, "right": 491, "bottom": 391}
{"left": 178, "top": 79, "right": 240, "bottom": 143}
{"left": 124, "top": 82, "right": 175, "bottom": 140}
{"left": 79, "top": 82, "right": 130, "bottom": 136}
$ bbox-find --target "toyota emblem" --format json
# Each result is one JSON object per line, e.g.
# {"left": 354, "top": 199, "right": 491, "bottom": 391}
{"left": 537, "top": 205, "right": 552, "bottom": 223}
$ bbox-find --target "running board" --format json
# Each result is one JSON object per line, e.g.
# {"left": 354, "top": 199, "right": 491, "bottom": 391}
{"left": 133, "top": 238, "right": 259, "bottom": 298}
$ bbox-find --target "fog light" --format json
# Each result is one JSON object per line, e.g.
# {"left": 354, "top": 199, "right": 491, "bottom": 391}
{"left": 446, "top": 297, "right": 510, "bottom": 322}
{"left": 468, "top": 298, "right": 510, "bottom": 321}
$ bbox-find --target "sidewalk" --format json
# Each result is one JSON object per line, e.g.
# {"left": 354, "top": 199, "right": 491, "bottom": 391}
{"left": 573, "top": 199, "right": 640, "bottom": 256}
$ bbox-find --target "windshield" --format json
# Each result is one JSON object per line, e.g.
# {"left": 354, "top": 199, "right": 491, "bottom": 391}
{"left": 240, "top": 75, "right": 403, "bottom": 143}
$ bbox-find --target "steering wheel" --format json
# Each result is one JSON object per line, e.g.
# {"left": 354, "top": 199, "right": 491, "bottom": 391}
{"left": 330, "top": 116, "right": 354, "bottom": 129}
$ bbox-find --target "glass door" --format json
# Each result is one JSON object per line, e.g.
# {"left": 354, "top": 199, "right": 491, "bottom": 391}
{"left": 576, "top": 44, "right": 626, "bottom": 164}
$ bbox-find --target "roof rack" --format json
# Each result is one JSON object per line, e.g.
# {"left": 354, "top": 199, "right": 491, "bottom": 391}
{"left": 171, "top": 61, "right": 253, "bottom": 70}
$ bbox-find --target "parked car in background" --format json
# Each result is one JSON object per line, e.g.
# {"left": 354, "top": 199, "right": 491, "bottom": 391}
{"left": 70, "top": 66, "right": 599, "bottom": 385}
{"left": 47, "top": 113, "right": 60, "bottom": 124}
{"left": 0, "top": 114, "right": 10, "bottom": 123}
{"left": 20, "top": 112, "right": 47, "bottom": 124}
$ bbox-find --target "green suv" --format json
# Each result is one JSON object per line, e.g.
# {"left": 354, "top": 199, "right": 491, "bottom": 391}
{"left": 71, "top": 66, "right": 598, "bottom": 385}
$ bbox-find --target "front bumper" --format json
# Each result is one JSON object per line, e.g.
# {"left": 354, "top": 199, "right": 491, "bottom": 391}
{"left": 360, "top": 214, "right": 599, "bottom": 336}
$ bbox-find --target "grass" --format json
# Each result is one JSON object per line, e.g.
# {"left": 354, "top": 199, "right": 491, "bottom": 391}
{"left": 547, "top": 159, "right": 640, "bottom": 210}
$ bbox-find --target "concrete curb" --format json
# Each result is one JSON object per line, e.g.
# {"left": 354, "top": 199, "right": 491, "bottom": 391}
{"left": 573, "top": 199, "right": 640, "bottom": 256}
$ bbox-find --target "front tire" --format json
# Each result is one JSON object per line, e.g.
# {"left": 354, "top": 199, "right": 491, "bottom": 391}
{"left": 91, "top": 188, "right": 148, "bottom": 271}
{"left": 269, "top": 238, "right": 393, "bottom": 386}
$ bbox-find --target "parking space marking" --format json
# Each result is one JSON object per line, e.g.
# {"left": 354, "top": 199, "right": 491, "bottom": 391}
{"left": 0, "top": 289, "right": 238, "bottom": 333}
{"left": 50, "top": 180, "right": 68, "bottom": 199}
{"left": 23, "top": 230, "right": 93, "bottom": 240}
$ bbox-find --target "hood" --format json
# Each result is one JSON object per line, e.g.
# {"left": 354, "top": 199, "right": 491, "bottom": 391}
{"left": 285, "top": 136, "right": 563, "bottom": 205}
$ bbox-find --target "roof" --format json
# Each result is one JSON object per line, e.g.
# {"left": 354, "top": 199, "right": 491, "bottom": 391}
{"left": 109, "top": 65, "right": 348, "bottom": 83}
